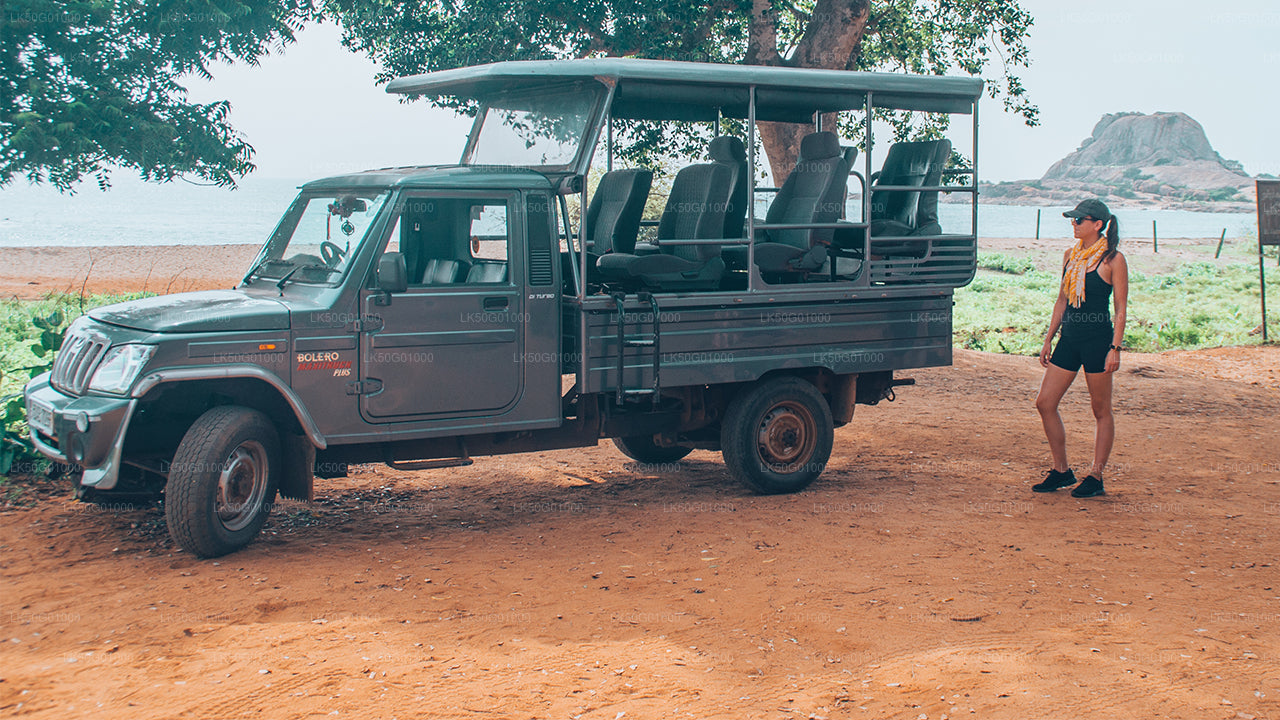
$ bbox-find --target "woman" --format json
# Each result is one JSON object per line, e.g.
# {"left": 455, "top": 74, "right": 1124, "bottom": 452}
{"left": 1033, "top": 198, "right": 1128, "bottom": 498}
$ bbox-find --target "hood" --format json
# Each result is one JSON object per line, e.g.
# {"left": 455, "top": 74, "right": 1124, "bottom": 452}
{"left": 88, "top": 290, "right": 290, "bottom": 333}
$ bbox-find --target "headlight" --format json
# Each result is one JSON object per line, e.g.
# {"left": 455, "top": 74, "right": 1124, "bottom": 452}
{"left": 88, "top": 345, "right": 156, "bottom": 395}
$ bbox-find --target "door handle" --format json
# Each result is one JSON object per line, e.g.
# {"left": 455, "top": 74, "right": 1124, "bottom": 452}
{"left": 483, "top": 296, "right": 509, "bottom": 311}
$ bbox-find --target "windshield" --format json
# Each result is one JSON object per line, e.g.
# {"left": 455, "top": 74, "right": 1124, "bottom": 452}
{"left": 467, "top": 85, "right": 600, "bottom": 168}
{"left": 245, "top": 190, "right": 392, "bottom": 286}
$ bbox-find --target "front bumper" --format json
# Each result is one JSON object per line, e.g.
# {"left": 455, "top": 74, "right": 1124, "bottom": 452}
{"left": 24, "top": 373, "right": 135, "bottom": 489}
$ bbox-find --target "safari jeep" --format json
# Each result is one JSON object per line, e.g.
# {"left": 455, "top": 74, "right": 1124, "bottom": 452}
{"left": 25, "top": 59, "right": 982, "bottom": 557}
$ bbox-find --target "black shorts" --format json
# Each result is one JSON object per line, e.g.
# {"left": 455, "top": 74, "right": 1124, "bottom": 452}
{"left": 1050, "top": 333, "right": 1112, "bottom": 374}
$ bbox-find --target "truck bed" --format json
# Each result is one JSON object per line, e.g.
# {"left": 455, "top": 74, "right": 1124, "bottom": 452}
{"left": 563, "top": 285, "right": 954, "bottom": 395}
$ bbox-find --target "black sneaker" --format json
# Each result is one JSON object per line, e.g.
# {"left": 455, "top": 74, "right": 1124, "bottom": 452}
{"left": 1071, "top": 476, "right": 1105, "bottom": 498}
{"left": 1032, "top": 468, "right": 1077, "bottom": 493}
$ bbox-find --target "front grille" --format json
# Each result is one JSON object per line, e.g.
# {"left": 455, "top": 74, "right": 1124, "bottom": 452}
{"left": 51, "top": 332, "right": 109, "bottom": 396}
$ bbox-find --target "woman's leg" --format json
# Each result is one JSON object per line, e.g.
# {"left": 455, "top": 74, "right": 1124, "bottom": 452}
{"left": 1035, "top": 364, "right": 1078, "bottom": 472}
{"left": 1083, "top": 370, "right": 1115, "bottom": 478}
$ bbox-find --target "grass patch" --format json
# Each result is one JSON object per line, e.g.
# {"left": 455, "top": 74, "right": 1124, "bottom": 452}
{"left": 956, "top": 257, "right": 1280, "bottom": 354}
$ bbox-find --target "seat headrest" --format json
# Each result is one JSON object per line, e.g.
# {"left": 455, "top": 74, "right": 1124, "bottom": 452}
{"left": 708, "top": 136, "right": 746, "bottom": 164}
{"left": 600, "top": 168, "right": 652, "bottom": 188}
{"left": 799, "top": 131, "right": 841, "bottom": 160}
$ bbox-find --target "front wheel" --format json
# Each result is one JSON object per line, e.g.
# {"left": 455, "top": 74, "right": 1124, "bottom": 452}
{"left": 164, "top": 406, "right": 280, "bottom": 558}
{"left": 721, "top": 377, "right": 834, "bottom": 494}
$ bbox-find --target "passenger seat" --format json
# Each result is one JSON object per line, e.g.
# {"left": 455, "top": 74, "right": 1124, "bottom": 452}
{"left": 595, "top": 160, "right": 731, "bottom": 291}
{"left": 586, "top": 169, "right": 653, "bottom": 258}
{"left": 420, "top": 258, "right": 468, "bottom": 284}
{"left": 709, "top": 136, "right": 748, "bottom": 239}
{"left": 869, "top": 139, "right": 952, "bottom": 257}
{"left": 726, "top": 131, "right": 850, "bottom": 276}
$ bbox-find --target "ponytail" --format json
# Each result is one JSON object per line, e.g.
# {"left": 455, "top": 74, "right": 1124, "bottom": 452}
{"left": 1102, "top": 215, "right": 1120, "bottom": 261}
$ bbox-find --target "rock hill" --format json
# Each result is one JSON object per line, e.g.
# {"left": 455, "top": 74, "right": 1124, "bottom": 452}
{"left": 979, "top": 112, "right": 1255, "bottom": 212}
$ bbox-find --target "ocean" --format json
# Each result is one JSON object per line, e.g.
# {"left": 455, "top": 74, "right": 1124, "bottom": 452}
{"left": 0, "top": 175, "right": 1260, "bottom": 247}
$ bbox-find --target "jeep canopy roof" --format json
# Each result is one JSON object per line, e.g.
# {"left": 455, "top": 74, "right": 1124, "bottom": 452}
{"left": 385, "top": 58, "right": 985, "bottom": 122}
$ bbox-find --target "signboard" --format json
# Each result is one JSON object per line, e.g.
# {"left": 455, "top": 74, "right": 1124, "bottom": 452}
{"left": 1258, "top": 179, "right": 1280, "bottom": 246}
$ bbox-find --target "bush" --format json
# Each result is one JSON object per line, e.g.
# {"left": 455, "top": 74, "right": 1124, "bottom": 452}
{"left": 977, "top": 252, "right": 1037, "bottom": 275}
{"left": 1, "top": 309, "right": 67, "bottom": 477}
{"left": 0, "top": 293, "right": 150, "bottom": 481}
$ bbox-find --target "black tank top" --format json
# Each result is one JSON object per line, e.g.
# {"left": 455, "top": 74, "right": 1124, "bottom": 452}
{"left": 1061, "top": 265, "right": 1113, "bottom": 338}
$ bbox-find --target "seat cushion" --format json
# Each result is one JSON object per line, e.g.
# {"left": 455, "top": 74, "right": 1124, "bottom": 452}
{"left": 465, "top": 261, "right": 508, "bottom": 283}
{"left": 753, "top": 242, "right": 827, "bottom": 273}
{"left": 596, "top": 253, "right": 726, "bottom": 291}
{"left": 420, "top": 258, "right": 467, "bottom": 284}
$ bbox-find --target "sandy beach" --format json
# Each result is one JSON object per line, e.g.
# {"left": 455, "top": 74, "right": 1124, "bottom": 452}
{"left": 0, "top": 245, "right": 260, "bottom": 299}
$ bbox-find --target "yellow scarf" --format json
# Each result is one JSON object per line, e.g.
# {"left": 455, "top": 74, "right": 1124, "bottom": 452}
{"left": 1061, "top": 238, "right": 1108, "bottom": 308}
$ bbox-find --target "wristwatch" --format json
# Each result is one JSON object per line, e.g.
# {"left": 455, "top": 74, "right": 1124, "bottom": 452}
{"left": 1109, "top": 344, "right": 1123, "bottom": 352}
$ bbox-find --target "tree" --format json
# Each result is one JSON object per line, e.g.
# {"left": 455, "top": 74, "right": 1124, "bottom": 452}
{"left": 324, "top": 0, "right": 1036, "bottom": 181}
{"left": 1, "top": 0, "right": 314, "bottom": 191}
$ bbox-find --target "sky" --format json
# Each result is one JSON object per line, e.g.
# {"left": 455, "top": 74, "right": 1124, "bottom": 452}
{"left": 167, "top": 0, "right": 1280, "bottom": 184}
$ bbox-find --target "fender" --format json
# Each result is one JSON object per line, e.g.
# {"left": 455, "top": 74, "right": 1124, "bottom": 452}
{"left": 133, "top": 365, "right": 328, "bottom": 450}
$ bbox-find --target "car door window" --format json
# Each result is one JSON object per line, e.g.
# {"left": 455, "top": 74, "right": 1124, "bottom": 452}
{"left": 380, "top": 197, "right": 510, "bottom": 286}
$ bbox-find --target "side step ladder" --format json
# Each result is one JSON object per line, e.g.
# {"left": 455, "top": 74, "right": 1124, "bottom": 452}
{"left": 612, "top": 291, "right": 662, "bottom": 408}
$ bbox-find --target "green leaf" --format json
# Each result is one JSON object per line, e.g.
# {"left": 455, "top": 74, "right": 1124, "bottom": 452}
{"left": 30, "top": 344, "right": 47, "bottom": 358}
{"left": 40, "top": 330, "right": 59, "bottom": 350}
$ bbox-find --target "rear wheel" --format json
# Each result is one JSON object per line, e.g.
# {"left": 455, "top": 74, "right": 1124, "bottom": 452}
{"left": 612, "top": 435, "right": 693, "bottom": 465}
{"left": 164, "top": 406, "right": 280, "bottom": 558}
{"left": 721, "top": 377, "right": 833, "bottom": 494}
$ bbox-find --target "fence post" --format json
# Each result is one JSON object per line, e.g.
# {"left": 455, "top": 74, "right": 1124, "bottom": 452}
{"left": 1215, "top": 228, "right": 1226, "bottom": 259}
{"left": 1152, "top": 220, "right": 1158, "bottom": 253}
{"left": 1035, "top": 208, "right": 1041, "bottom": 240}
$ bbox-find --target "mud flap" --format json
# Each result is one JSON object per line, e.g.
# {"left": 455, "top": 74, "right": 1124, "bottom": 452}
{"left": 829, "top": 373, "right": 858, "bottom": 427}
{"left": 279, "top": 432, "right": 315, "bottom": 502}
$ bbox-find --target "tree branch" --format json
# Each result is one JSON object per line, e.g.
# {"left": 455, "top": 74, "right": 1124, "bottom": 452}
{"left": 679, "top": 0, "right": 736, "bottom": 54}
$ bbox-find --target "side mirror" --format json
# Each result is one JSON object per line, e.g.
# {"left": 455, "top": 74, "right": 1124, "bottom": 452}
{"left": 376, "top": 252, "right": 408, "bottom": 294}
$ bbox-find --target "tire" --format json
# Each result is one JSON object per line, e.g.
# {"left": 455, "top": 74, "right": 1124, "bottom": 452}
{"left": 612, "top": 435, "right": 693, "bottom": 465}
{"left": 164, "top": 406, "right": 280, "bottom": 558}
{"left": 721, "top": 377, "right": 834, "bottom": 494}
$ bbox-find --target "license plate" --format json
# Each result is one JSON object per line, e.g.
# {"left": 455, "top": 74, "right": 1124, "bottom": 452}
{"left": 26, "top": 398, "right": 55, "bottom": 439}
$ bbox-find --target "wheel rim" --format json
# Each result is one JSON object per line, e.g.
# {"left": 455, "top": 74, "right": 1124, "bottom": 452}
{"left": 216, "top": 441, "right": 269, "bottom": 532}
{"left": 755, "top": 400, "right": 817, "bottom": 473}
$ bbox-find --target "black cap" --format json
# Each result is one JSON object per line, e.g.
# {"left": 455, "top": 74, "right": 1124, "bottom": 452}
{"left": 1063, "top": 198, "right": 1112, "bottom": 222}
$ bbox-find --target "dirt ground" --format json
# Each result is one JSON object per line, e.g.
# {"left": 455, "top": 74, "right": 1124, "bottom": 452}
{"left": 3, "top": 344, "right": 1279, "bottom": 719}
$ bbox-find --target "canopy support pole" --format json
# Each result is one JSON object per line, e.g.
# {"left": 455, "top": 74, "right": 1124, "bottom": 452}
{"left": 747, "top": 86, "right": 758, "bottom": 292}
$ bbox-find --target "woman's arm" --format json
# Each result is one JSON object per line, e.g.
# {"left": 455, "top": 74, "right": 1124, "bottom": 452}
{"left": 1106, "top": 252, "right": 1129, "bottom": 372}
{"left": 1040, "top": 250, "right": 1071, "bottom": 367}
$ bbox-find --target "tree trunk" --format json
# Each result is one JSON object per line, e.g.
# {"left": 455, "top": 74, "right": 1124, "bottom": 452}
{"left": 749, "top": 0, "right": 870, "bottom": 185}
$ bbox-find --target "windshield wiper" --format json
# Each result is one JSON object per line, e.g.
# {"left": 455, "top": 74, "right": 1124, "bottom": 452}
{"left": 275, "top": 264, "right": 342, "bottom": 295}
